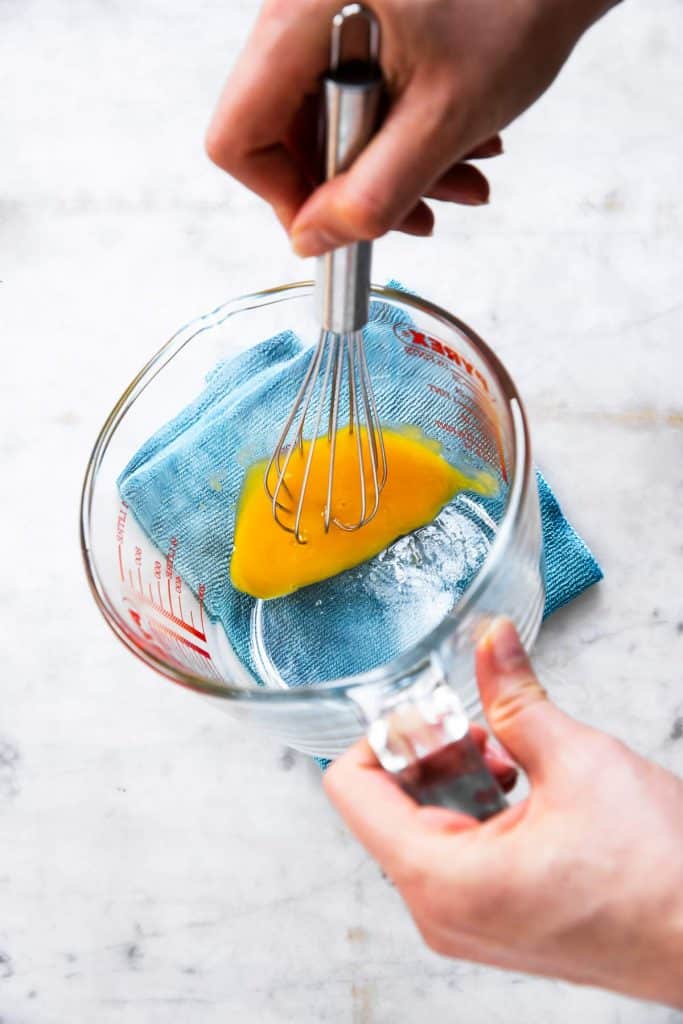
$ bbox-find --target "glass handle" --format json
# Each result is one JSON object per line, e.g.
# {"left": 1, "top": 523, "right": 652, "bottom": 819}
{"left": 392, "top": 730, "right": 508, "bottom": 820}
{"left": 358, "top": 661, "right": 508, "bottom": 822}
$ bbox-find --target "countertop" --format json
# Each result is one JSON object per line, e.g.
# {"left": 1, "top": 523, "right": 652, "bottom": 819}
{"left": 1, "top": 1, "right": 681, "bottom": 1021}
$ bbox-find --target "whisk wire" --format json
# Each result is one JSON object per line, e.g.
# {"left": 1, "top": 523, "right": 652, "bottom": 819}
{"left": 349, "top": 332, "right": 368, "bottom": 527}
{"left": 290, "top": 334, "right": 337, "bottom": 542}
{"left": 324, "top": 335, "right": 345, "bottom": 532}
{"left": 264, "top": 338, "right": 325, "bottom": 527}
{"left": 359, "top": 334, "right": 387, "bottom": 488}
{"left": 264, "top": 327, "right": 387, "bottom": 545}
{"left": 330, "top": 330, "right": 384, "bottom": 534}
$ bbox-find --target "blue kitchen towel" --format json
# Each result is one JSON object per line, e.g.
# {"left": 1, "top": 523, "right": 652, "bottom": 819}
{"left": 118, "top": 284, "right": 602, "bottom": 684}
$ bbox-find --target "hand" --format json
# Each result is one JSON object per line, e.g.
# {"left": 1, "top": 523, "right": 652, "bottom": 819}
{"left": 206, "top": 0, "right": 617, "bottom": 255}
{"left": 324, "top": 618, "right": 683, "bottom": 1008}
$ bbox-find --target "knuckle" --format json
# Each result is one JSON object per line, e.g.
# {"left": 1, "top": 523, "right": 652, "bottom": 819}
{"left": 417, "top": 68, "right": 465, "bottom": 132}
{"left": 420, "top": 925, "right": 453, "bottom": 957}
{"left": 204, "top": 115, "right": 248, "bottom": 173}
{"left": 487, "top": 674, "right": 547, "bottom": 733}
{"left": 434, "top": 83, "right": 462, "bottom": 130}
{"left": 204, "top": 125, "right": 228, "bottom": 168}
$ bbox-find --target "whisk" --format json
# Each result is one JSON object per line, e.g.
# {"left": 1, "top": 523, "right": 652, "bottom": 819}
{"left": 264, "top": 4, "right": 387, "bottom": 545}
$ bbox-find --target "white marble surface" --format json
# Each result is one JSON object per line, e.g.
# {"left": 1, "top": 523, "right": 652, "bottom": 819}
{"left": 1, "top": 1, "right": 682, "bottom": 1021}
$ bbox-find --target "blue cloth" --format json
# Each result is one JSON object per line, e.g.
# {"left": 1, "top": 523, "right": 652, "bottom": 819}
{"left": 537, "top": 471, "right": 602, "bottom": 616}
{"left": 118, "top": 284, "right": 602, "bottom": 685}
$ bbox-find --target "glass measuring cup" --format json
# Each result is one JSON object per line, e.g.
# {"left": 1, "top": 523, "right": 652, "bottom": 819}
{"left": 80, "top": 283, "right": 544, "bottom": 817}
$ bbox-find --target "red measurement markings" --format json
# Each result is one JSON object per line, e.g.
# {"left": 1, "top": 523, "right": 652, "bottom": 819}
{"left": 152, "top": 560, "right": 162, "bottom": 607}
{"left": 165, "top": 537, "right": 178, "bottom": 578}
{"left": 134, "top": 547, "right": 143, "bottom": 595}
{"left": 428, "top": 382, "right": 451, "bottom": 401}
{"left": 128, "top": 608, "right": 150, "bottom": 639}
{"left": 165, "top": 538, "right": 178, "bottom": 616}
{"left": 428, "top": 372, "right": 509, "bottom": 483}
{"left": 126, "top": 608, "right": 188, "bottom": 666}
{"left": 175, "top": 575, "right": 183, "bottom": 621}
{"left": 116, "top": 506, "right": 128, "bottom": 583}
{"left": 116, "top": 507, "right": 128, "bottom": 543}
{"left": 393, "top": 326, "right": 491, "bottom": 393}
{"left": 122, "top": 536, "right": 207, "bottom": 641}
{"left": 198, "top": 583, "right": 206, "bottom": 632}
{"left": 435, "top": 418, "right": 476, "bottom": 448}
{"left": 152, "top": 620, "right": 211, "bottom": 659}
{"left": 124, "top": 589, "right": 206, "bottom": 643}
{"left": 134, "top": 590, "right": 207, "bottom": 642}
{"left": 125, "top": 597, "right": 218, "bottom": 678}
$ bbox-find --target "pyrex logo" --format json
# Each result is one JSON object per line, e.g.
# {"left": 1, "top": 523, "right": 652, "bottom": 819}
{"left": 392, "top": 324, "right": 490, "bottom": 393}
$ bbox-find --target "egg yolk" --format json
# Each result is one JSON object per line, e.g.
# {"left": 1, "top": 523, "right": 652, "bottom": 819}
{"left": 230, "top": 426, "right": 495, "bottom": 600}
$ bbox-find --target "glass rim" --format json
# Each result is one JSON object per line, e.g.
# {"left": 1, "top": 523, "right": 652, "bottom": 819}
{"left": 80, "top": 281, "right": 533, "bottom": 704}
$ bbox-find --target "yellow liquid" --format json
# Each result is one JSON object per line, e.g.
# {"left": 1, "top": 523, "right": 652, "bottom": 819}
{"left": 231, "top": 426, "right": 495, "bottom": 600}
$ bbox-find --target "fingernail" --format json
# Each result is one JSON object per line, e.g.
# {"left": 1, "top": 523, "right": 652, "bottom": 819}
{"left": 291, "top": 226, "right": 340, "bottom": 257}
{"left": 463, "top": 188, "right": 490, "bottom": 207}
{"left": 479, "top": 137, "right": 504, "bottom": 158}
{"left": 487, "top": 617, "right": 527, "bottom": 673}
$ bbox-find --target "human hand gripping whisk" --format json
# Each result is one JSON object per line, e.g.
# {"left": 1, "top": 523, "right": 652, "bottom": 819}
{"left": 264, "top": 4, "right": 387, "bottom": 545}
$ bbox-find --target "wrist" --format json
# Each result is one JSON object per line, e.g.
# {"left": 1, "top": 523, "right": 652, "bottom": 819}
{"left": 611, "top": 847, "right": 683, "bottom": 1008}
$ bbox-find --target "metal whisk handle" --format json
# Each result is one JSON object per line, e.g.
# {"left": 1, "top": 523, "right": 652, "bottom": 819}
{"left": 315, "top": 5, "right": 383, "bottom": 334}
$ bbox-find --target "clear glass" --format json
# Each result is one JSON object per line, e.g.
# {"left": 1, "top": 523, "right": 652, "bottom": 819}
{"left": 80, "top": 282, "right": 543, "bottom": 784}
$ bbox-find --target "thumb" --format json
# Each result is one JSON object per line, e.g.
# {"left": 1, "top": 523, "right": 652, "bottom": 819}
{"left": 476, "top": 617, "right": 578, "bottom": 781}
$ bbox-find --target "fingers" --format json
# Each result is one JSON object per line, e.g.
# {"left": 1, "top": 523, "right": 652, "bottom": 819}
{"left": 291, "top": 79, "right": 465, "bottom": 255}
{"left": 396, "top": 200, "right": 435, "bottom": 237}
{"left": 213, "top": 143, "right": 311, "bottom": 231}
{"left": 476, "top": 618, "right": 576, "bottom": 781}
{"left": 369, "top": 157, "right": 493, "bottom": 239}
{"left": 324, "top": 740, "right": 441, "bottom": 876}
{"left": 464, "top": 134, "right": 504, "bottom": 160}
{"left": 207, "top": 3, "right": 504, "bottom": 246}
{"left": 324, "top": 726, "right": 517, "bottom": 874}
{"left": 425, "top": 163, "right": 490, "bottom": 205}
{"left": 324, "top": 739, "right": 490, "bottom": 879}
{"left": 389, "top": 150, "right": 499, "bottom": 236}
{"left": 205, "top": 1, "right": 336, "bottom": 229}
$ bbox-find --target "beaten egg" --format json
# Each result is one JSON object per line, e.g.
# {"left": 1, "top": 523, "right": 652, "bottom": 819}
{"left": 231, "top": 426, "right": 495, "bottom": 600}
